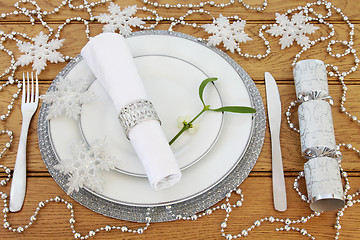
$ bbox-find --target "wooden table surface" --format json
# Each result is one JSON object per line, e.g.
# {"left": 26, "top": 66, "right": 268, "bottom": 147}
{"left": 0, "top": 0, "right": 359, "bottom": 239}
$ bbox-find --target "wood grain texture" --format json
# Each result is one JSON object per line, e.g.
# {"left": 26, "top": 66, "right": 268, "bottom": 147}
{"left": 1, "top": 176, "right": 359, "bottom": 239}
{"left": 0, "top": 0, "right": 359, "bottom": 239}
{"left": 0, "top": 22, "right": 359, "bottom": 81}
{"left": 0, "top": 84, "right": 358, "bottom": 173}
{"left": 0, "top": 0, "right": 359, "bottom": 21}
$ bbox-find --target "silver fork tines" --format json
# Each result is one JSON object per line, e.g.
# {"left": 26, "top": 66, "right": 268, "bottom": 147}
{"left": 10, "top": 72, "right": 39, "bottom": 212}
{"left": 23, "top": 72, "right": 39, "bottom": 106}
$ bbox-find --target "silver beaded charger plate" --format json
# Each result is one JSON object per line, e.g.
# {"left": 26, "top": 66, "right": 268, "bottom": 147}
{"left": 38, "top": 30, "right": 265, "bottom": 223}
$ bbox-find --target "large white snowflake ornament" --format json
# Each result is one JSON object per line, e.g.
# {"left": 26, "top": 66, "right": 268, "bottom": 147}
{"left": 54, "top": 139, "right": 116, "bottom": 194}
{"left": 202, "top": 14, "right": 252, "bottom": 53}
{"left": 15, "top": 31, "right": 65, "bottom": 74}
{"left": 95, "top": 3, "right": 144, "bottom": 36}
{"left": 266, "top": 11, "right": 320, "bottom": 49}
{"left": 40, "top": 76, "right": 94, "bottom": 120}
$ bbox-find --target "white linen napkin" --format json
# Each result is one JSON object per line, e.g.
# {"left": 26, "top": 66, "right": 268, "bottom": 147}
{"left": 81, "top": 32, "right": 181, "bottom": 191}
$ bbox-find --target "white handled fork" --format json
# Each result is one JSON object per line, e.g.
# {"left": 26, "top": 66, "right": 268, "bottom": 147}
{"left": 10, "top": 72, "right": 39, "bottom": 212}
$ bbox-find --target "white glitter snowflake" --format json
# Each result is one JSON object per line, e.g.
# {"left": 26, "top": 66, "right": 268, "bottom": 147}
{"left": 266, "top": 11, "right": 320, "bottom": 49}
{"left": 202, "top": 14, "right": 252, "bottom": 53}
{"left": 95, "top": 3, "right": 144, "bottom": 36}
{"left": 15, "top": 31, "right": 65, "bottom": 74}
{"left": 54, "top": 139, "right": 116, "bottom": 194}
{"left": 40, "top": 76, "right": 94, "bottom": 120}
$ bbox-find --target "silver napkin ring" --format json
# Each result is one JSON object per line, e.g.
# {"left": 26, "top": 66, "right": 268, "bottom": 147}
{"left": 118, "top": 99, "right": 161, "bottom": 139}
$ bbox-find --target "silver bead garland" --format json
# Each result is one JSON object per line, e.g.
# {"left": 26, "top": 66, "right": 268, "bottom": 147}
{"left": 0, "top": 0, "right": 358, "bottom": 239}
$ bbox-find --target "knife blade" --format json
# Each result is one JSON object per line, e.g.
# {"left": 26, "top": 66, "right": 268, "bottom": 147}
{"left": 265, "top": 72, "right": 287, "bottom": 212}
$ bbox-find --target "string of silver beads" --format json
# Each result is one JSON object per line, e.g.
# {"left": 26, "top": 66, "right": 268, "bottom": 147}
{"left": 285, "top": 100, "right": 300, "bottom": 133}
{"left": 1, "top": 191, "right": 152, "bottom": 238}
{"left": 140, "top": 0, "right": 268, "bottom": 11}
{"left": 0, "top": 30, "right": 21, "bottom": 121}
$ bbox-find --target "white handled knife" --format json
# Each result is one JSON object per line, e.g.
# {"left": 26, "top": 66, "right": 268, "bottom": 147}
{"left": 265, "top": 72, "right": 287, "bottom": 212}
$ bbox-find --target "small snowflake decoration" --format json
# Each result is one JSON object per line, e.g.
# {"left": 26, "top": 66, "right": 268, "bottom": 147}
{"left": 40, "top": 76, "right": 94, "bottom": 120}
{"left": 95, "top": 3, "right": 144, "bottom": 36}
{"left": 266, "top": 11, "right": 320, "bottom": 49}
{"left": 202, "top": 14, "right": 252, "bottom": 53}
{"left": 15, "top": 31, "right": 65, "bottom": 74}
{"left": 54, "top": 139, "right": 116, "bottom": 194}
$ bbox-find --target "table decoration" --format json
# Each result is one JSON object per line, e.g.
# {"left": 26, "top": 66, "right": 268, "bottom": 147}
{"left": 298, "top": 99, "right": 337, "bottom": 159}
{"left": 53, "top": 139, "right": 117, "bottom": 194}
{"left": 169, "top": 77, "right": 255, "bottom": 145}
{"left": 40, "top": 75, "right": 95, "bottom": 120}
{"left": 304, "top": 157, "right": 344, "bottom": 212}
{"left": 0, "top": 0, "right": 358, "bottom": 239}
{"left": 292, "top": 59, "right": 345, "bottom": 212}
{"left": 293, "top": 59, "right": 330, "bottom": 103}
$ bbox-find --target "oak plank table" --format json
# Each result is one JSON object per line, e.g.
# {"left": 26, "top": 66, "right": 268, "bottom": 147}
{"left": 0, "top": 0, "right": 359, "bottom": 239}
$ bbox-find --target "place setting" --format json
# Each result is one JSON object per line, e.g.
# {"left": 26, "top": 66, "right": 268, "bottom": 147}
{"left": 38, "top": 30, "right": 266, "bottom": 222}
{"left": 0, "top": 0, "right": 358, "bottom": 239}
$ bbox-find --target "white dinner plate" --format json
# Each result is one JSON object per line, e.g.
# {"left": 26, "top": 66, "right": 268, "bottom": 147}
{"left": 38, "top": 30, "right": 265, "bottom": 222}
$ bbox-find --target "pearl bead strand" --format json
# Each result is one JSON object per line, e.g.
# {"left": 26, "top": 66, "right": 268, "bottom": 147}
{"left": 140, "top": 0, "right": 268, "bottom": 12}
{"left": 0, "top": 30, "right": 21, "bottom": 121}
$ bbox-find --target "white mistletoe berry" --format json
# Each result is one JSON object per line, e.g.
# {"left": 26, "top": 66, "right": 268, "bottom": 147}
{"left": 15, "top": 31, "right": 65, "bottom": 74}
{"left": 40, "top": 76, "right": 94, "bottom": 120}
{"left": 177, "top": 116, "right": 199, "bottom": 134}
{"left": 202, "top": 14, "right": 252, "bottom": 53}
{"left": 95, "top": 3, "right": 145, "bottom": 36}
{"left": 266, "top": 11, "right": 319, "bottom": 49}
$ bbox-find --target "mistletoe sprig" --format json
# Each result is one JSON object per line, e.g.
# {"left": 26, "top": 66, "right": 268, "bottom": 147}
{"left": 169, "top": 78, "right": 256, "bottom": 145}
